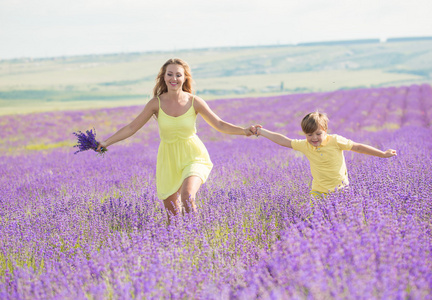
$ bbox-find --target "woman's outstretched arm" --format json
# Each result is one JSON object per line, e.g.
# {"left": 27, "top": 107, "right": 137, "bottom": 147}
{"left": 97, "top": 98, "right": 159, "bottom": 150}
{"left": 194, "top": 96, "right": 256, "bottom": 136}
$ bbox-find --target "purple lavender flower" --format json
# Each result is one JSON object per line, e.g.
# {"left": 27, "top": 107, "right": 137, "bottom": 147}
{"left": 2, "top": 84, "right": 432, "bottom": 299}
{"left": 73, "top": 128, "right": 107, "bottom": 155}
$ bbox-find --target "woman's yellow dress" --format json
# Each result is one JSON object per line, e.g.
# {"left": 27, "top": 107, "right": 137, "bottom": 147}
{"left": 156, "top": 96, "right": 213, "bottom": 199}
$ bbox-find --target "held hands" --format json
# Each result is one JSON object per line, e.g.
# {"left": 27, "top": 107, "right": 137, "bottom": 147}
{"left": 244, "top": 125, "right": 263, "bottom": 136}
{"left": 244, "top": 125, "right": 257, "bottom": 136}
{"left": 383, "top": 149, "right": 397, "bottom": 158}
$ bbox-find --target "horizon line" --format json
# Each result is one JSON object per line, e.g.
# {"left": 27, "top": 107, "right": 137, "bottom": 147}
{"left": 2, "top": 35, "right": 432, "bottom": 63}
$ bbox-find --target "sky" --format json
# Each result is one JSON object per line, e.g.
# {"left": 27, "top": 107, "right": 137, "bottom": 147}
{"left": 0, "top": 0, "right": 431, "bottom": 60}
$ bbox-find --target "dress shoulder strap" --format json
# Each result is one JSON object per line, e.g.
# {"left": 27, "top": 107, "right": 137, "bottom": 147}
{"left": 157, "top": 95, "right": 161, "bottom": 107}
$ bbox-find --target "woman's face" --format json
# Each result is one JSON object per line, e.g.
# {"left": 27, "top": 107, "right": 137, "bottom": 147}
{"left": 164, "top": 64, "right": 185, "bottom": 91}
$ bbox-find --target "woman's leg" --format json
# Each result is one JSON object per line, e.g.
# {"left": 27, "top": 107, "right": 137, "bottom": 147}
{"left": 163, "top": 175, "right": 202, "bottom": 221}
{"left": 180, "top": 175, "right": 202, "bottom": 213}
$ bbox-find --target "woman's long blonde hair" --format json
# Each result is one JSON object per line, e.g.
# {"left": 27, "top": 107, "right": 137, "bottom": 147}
{"left": 153, "top": 58, "right": 194, "bottom": 97}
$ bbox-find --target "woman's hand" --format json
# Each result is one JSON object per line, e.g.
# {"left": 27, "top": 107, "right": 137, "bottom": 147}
{"left": 96, "top": 141, "right": 107, "bottom": 153}
{"left": 244, "top": 125, "right": 260, "bottom": 136}
{"left": 383, "top": 149, "right": 397, "bottom": 158}
{"left": 251, "top": 124, "right": 262, "bottom": 136}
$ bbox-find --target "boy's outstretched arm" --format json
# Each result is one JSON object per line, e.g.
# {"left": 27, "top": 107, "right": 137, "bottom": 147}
{"left": 351, "top": 142, "right": 397, "bottom": 158}
{"left": 256, "top": 127, "right": 293, "bottom": 148}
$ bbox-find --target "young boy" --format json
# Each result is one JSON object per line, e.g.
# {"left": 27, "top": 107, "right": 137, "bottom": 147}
{"left": 255, "top": 111, "right": 397, "bottom": 197}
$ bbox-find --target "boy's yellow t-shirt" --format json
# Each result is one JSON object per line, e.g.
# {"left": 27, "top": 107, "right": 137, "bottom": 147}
{"left": 291, "top": 134, "right": 353, "bottom": 193}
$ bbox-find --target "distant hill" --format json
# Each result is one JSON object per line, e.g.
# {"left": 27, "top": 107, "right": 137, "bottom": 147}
{"left": 387, "top": 36, "right": 432, "bottom": 43}
{"left": 1, "top": 37, "right": 431, "bottom": 115}
{"left": 296, "top": 36, "right": 432, "bottom": 46}
{"left": 298, "top": 38, "right": 380, "bottom": 46}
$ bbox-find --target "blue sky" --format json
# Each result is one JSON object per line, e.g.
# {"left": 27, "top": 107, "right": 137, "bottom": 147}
{"left": 0, "top": 0, "right": 431, "bottom": 59}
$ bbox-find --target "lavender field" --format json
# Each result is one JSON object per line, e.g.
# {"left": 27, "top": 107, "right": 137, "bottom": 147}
{"left": 1, "top": 84, "right": 432, "bottom": 299}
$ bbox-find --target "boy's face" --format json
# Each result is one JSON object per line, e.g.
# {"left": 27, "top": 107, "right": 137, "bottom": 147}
{"left": 306, "top": 128, "right": 327, "bottom": 147}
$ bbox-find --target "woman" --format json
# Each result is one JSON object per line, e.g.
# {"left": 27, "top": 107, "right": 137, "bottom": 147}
{"left": 97, "top": 58, "right": 256, "bottom": 217}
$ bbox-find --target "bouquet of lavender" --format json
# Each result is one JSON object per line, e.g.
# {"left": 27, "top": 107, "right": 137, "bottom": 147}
{"left": 73, "top": 128, "right": 107, "bottom": 155}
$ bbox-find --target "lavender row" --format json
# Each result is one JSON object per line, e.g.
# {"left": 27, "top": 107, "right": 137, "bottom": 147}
{"left": 1, "top": 84, "right": 431, "bottom": 155}
{"left": 0, "top": 84, "right": 431, "bottom": 298}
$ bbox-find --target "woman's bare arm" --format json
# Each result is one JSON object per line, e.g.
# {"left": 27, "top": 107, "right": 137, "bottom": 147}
{"left": 194, "top": 96, "right": 255, "bottom": 136}
{"left": 97, "top": 98, "right": 159, "bottom": 150}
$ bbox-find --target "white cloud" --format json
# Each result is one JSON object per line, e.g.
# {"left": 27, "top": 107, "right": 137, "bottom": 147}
{"left": 0, "top": 0, "right": 431, "bottom": 59}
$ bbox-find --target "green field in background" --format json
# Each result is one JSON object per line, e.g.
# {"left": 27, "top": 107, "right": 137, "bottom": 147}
{"left": 1, "top": 40, "right": 431, "bottom": 115}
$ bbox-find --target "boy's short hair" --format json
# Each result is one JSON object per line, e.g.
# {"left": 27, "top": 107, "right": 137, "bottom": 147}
{"left": 301, "top": 111, "right": 329, "bottom": 133}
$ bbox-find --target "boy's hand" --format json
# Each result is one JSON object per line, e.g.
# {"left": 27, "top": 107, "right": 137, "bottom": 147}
{"left": 256, "top": 127, "right": 262, "bottom": 136}
{"left": 383, "top": 149, "right": 397, "bottom": 158}
{"left": 253, "top": 124, "right": 263, "bottom": 136}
